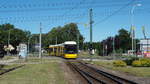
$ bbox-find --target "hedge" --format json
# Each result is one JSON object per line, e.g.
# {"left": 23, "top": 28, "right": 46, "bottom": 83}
{"left": 132, "top": 58, "right": 150, "bottom": 67}
{"left": 113, "top": 60, "right": 127, "bottom": 67}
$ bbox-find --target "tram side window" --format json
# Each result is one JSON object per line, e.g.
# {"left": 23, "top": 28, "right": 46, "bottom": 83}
{"left": 49, "top": 48, "right": 53, "bottom": 52}
{"left": 54, "top": 48, "right": 57, "bottom": 53}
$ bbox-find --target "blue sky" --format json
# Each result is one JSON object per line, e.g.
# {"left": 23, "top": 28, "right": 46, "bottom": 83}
{"left": 0, "top": 0, "right": 150, "bottom": 42}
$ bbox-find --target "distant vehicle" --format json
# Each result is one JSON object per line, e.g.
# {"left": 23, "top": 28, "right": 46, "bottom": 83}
{"left": 48, "top": 41, "right": 78, "bottom": 59}
{"left": 0, "top": 44, "right": 5, "bottom": 59}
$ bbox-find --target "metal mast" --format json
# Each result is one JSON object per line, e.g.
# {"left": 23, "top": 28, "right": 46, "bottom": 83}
{"left": 89, "top": 8, "right": 93, "bottom": 61}
{"left": 39, "top": 22, "right": 42, "bottom": 58}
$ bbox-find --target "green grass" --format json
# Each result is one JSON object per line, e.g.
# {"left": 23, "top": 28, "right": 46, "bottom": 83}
{"left": 14, "top": 57, "right": 60, "bottom": 63}
{"left": 0, "top": 59, "right": 67, "bottom": 84}
{"left": 0, "top": 64, "right": 19, "bottom": 69}
{"left": 79, "top": 51, "right": 102, "bottom": 58}
{"left": 78, "top": 51, "right": 116, "bottom": 60}
{"left": 88, "top": 61, "right": 150, "bottom": 77}
{"left": 0, "top": 64, "right": 21, "bottom": 73}
{"left": 2, "top": 56, "right": 15, "bottom": 60}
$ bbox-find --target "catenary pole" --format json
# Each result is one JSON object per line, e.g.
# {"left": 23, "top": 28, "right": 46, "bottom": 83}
{"left": 89, "top": 8, "right": 93, "bottom": 61}
{"left": 39, "top": 22, "right": 42, "bottom": 58}
{"left": 77, "top": 33, "right": 79, "bottom": 53}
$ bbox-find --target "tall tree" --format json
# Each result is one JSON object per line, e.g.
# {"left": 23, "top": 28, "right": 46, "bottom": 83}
{"left": 0, "top": 23, "right": 31, "bottom": 54}
{"left": 44, "top": 23, "right": 84, "bottom": 49}
{"left": 117, "top": 29, "right": 132, "bottom": 52}
{"left": 99, "top": 28, "right": 132, "bottom": 55}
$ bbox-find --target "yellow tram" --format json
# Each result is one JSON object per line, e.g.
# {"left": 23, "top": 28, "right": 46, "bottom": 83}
{"left": 48, "top": 41, "right": 78, "bottom": 59}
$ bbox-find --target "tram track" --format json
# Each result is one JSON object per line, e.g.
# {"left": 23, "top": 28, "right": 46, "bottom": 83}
{"left": 0, "top": 65, "right": 25, "bottom": 75}
{"left": 67, "top": 60, "right": 138, "bottom": 84}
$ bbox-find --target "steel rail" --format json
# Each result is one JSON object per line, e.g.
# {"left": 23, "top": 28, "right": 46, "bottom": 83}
{"left": 68, "top": 62, "right": 93, "bottom": 84}
{"left": 68, "top": 62, "right": 107, "bottom": 84}
{"left": 80, "top": 62, "right": 138, "bottom": 84}
{"left": 72, "top": 63, "right": 107, "bottom": 84}
{"left": 0, "top": 65, "right": 25, "bottom": 75}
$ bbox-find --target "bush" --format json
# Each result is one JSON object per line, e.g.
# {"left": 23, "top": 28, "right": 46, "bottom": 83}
{"left": 113, "top": 60, "right": 127, "bottom": 67}
{"left": 140, "top": 58, "right": 150, "bottom": 67}
{"left": 123, "top": 56, "right": 139, "bottom": 65}
{"left": 132, "top": 60, "right": 142, "bottom": 67}
{"left": 132, "top": 58, "right": 150, "bottom": 67}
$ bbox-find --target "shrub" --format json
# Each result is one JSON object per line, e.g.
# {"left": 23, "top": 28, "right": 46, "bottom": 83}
{"left": 140, "top": 58, "right": 150, "bottom": 67}
{"left": 113, "top": 60, "right": 127, "bottom": 67}
{"left": 132, "top": 60, "right": 142, "bottom": 67}
{"left": 132, "top": 58, "right": 150, "bottom": 67}
{"left": 123, "top": 57, "right": 139, "bottom": 65}
{"left": 0, "top": 64, "right": 4, "bottom": 68}
{"left": 140, "top": 58, "right": 150, "bottom": 62}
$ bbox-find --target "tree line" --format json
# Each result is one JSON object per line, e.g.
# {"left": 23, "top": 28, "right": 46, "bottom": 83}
{"left": 0, "top": 23, "right": 139, "bottom": 56}
{"left": 0, "top": 23, "right": 84, "bottom": 53}
{"left": 0, "top": 23, "right": 30, "bottom": 54}
{"left": 83, "top": 29, "right": 139, "bottom": 56}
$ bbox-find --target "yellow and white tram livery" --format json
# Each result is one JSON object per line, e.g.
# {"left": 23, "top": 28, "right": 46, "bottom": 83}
{"left": 48, "top": 41, "right": 78, "bottom": 59}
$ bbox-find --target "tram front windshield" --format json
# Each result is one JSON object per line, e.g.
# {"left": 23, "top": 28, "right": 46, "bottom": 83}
{"left": 65, "top": 45, "right": 77, "bottom": 54}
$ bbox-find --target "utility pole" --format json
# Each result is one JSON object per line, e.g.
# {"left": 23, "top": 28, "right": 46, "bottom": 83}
{"left": 131, "top": 26, "right": 134, "bottom": 55}
{"left": 103, "top": 42, "right": 105, "bottom": 56}
{"left": 7, "top": 29, "right": 11, "bottom": 55}
{"left": 8, "top": 30, "right": 10, "bottom": 46}
{"left": 28, "top": 36, "right": 33, "bottom": 57}
{"left": 89, "top": 8, "right": 93, "bottom": 61}
{"left": 39, "top": 22, "right": 42, "bottom": 59}
{"left": 55, "top": 36, "right": 57, "bottom": 45}
{"left": 105, "top": 45, "right": 107, "bottom": 56}
{"left": 113, "top": 37, "right": 116, "bottom": 59}
{"left": 147, "top": 39, "right": 149, "bottom": 55}
{"left": 77, "top": 33, "right": 79, "bottom": 53}
{"left": 142, "top": 26, "right": 147, "bottom": 39}
{"left": 28, "top": 39, "right": 30, "bottom": 56}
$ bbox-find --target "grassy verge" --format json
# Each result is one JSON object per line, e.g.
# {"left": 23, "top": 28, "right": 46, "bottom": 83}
{"left": 0, "top": 64, "right": 20, "bottom": 73}
{"left": 78, "top": 51, "right": 116, "bottom": 60}
{"left": 79, "top": 51, "right": 102, "bottom": 58}
{"left": 87, "top": 60, "right": 150, "bottom": 77}
{"left": 2, "top": 56, "right": 15, "bottom": 60}
{"left": 0, "top": 59, "right": 67, "bottom": 84}
{"left": 0, "top": 64, "right": 19, "bottom": 69}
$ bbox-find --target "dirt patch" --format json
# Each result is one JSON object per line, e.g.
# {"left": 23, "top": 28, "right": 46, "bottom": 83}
{"left": 87, "top": 63, "right": 150, "bottom": 84}
{"left": 60, "top": 60, "right": 88, "bottom": 84}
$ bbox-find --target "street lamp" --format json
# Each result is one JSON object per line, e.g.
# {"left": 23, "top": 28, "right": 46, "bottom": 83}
{"left": 131, "top": 3, "right": 142, "bottom": 25}
{"left": 130, "top": 3, "right": 141, "bottom": 55}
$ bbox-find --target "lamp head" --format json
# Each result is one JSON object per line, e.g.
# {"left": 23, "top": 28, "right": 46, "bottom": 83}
{"left": 136, "top": 4, "right": 142, "bottom": 7}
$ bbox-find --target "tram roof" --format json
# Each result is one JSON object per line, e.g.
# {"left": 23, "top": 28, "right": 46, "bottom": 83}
{"left": 64, "top": 41, "right": 76, "bottom": 45}
{"left": 49, "top": 44, "right": 64, "bottom": 47}
{"left": 49, "top": 41, "right": 76, "bottom": 47}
